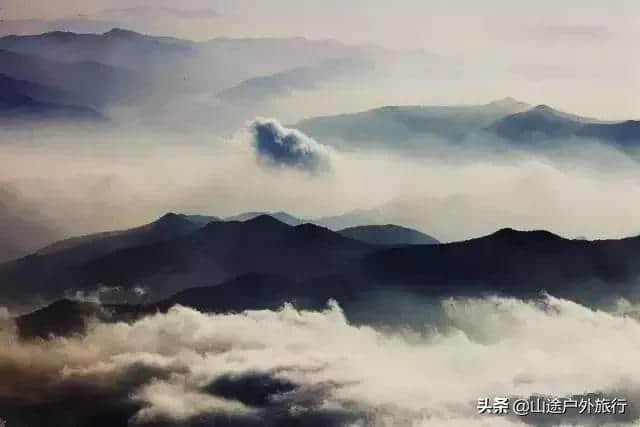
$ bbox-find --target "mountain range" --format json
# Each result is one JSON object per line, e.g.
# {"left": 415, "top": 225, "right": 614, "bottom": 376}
{"left": 0, "top": 28, "right": 372, "bottom": 124}
{"left": 296, "top": 98, "right": 640, "bottom": 150}
{"left": 223, "top": 211, "right": 440, "bottom": 243}
{"left": 5, "top": 212, "right": 435, "bottom": 307}
{"left": 489, "top": 104, "right": 640, "bottom": 147}
{"left": 6, "top": 211, "right": 640, "bottom": 337}
{"left": 295, "top": 97, "right": 530, "bottom": 148}
{"left": 337, "top": 224, "right": 439, "bottom": 245}
{"left": 0, "top": 73, "right": 102, "bottom": 122}
{"left": 0, "top": 27, "right": 638, "bottom": 149}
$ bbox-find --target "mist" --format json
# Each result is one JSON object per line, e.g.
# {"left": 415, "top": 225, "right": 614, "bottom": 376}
{"left": 1, "top": 118, "right": 640, "bottom": 263}
{"left": 2, "top": 4, "right": 640, "bottom": 427}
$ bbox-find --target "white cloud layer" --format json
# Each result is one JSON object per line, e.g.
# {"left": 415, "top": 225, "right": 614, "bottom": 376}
{"left": 2, "top": 294, "right": 640, "bottom": 425}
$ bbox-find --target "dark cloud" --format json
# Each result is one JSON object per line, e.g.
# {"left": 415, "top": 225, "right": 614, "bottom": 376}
{"left": 249, "top": 118, "right": 331, "bottom": 173}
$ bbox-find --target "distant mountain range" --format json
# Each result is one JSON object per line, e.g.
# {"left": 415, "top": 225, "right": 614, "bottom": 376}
{"left": 0, "top": 27, "right": 638, "bottom": 148}
{"left": 0, "top": 48, "right": 139, "bottom": 110}
{"left": 295, "top": 97, "right": 530, "bottom": 148}
{"left": 0, "top": 73, "right": 102, "bottom": 121}
{"left": 489, "top": 104, "right": 640, "bottom": 147}
{"left": 217, "top": 56, "right": 375, "bottom": 105}
{"left": 296, "top": 98, "right": 640, "bottom": 150}
{"left": 0, "top": 29, "right": 371, "bottom": 123}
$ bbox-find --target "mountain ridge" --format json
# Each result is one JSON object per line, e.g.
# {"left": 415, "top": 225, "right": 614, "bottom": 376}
{"left": 14, "top": 226, "right": 640, "bottom": 339}
{"left": 338, "top": 224, "right": 439, "bottom": 245}
{"left": 489, "top": 104, "right": 640, "bottom": 146}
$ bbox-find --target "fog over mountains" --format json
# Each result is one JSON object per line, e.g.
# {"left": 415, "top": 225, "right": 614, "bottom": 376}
{"left": 0, "top": 28, "right": 378, "bottom": 128}
{"left": 1, "top": 27, "right": 637, "bottom": 140}
{"left": 2, "top": 14, "right": 640, "bottom": 427}
{"left": 297, "top": 98, "right": 640, "bottom": 152}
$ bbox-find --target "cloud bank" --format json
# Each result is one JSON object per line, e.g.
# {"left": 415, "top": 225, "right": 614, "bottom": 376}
{"left": 2, "top": 294, "right": 640, "bottom": 426}
{"left": 249, "top": 118, "right": 332, "bottom": 173}
{"left": 3, "top": 126, "right": 640, "bottom": 257}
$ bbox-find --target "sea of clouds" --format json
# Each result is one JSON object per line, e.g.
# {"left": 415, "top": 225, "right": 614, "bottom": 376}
{"left": 1, "top": 294, "right": 639, "bottom": 426}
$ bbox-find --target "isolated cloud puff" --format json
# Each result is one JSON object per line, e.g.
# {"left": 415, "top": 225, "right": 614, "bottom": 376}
{"left": 249, "top": 118, "right": 331, "bottom": 172}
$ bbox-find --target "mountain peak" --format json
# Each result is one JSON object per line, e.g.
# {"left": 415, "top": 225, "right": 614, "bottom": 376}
{"left": 151, "top": 212, "right": 196, "bottom": 230}
{"left": 41, "top": 30, "right": 78, "bottom": 39}
{"left": 487, "top": 227, "right": 565, "bottom": 244}
{"left": 338, "top": 224, "right": 439, "bottom": 245}
{"left": 103, "top": 28, "right": 142, "bottom": 38}
{"left": 225, "top": 211, "right": 302, "bottom": 226}
{"left": 156, "top": 212, "right": 185, "bottom": 222}
{"left": 243, "top": 214, "right": 290, "bottom": 228}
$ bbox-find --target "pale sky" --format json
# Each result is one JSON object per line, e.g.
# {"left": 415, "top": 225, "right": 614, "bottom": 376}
{"left": 1, "top": 0, "right": 639, "bottom": 118}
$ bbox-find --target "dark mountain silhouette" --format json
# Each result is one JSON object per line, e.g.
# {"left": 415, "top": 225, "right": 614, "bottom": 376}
{"left": 15, "top": 299, "right": 106, "bottom": 339}
{"left": 338, "top": 224, "right": 439, "bottom": 245}
{"left": 0, "top": 214, "right": 372, "bottom": 307}
{"left": 490, "top": 104, "right": 640, "bottom": 146}
{"left": 146, "top": 227, "right": 640, "bottom": 316}
{"left": 362, "top": 228, "right": 640, "bottom": 302}
{"left": 0, "top": 73, "right": 102, "bottom": 121}
{"left": 156, "top": 273, "right": 301, "bottom": 313}
{"left": 13, "top": 272, "right": 377, "bottom": 339}
{"left": 14, "top": 297, "right": 149, "bottom": 340}
{"left": 7, "top": 216, "right": 640, "bottom": 311}
{"left": 13, "top": 224, "right": 640, "bottom": 339}
{"left": 0, "top": 213, "right": 217, "bottom": 305}
{"left": 74, "top": 216, "right": 371, "bottom": 294}
{"left": 146, "top": 227, "right": 640, "bottom": 322}
{"left": 37, "top": 212, "right": 216, "bottom": 256}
